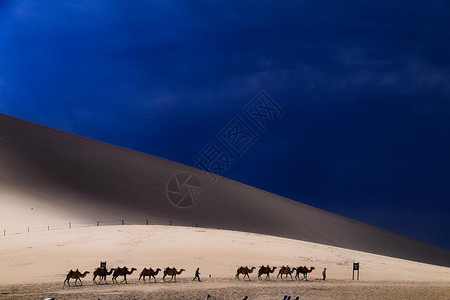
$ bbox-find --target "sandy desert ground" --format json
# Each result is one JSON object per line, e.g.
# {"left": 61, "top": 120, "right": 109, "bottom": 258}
{"left": 0, "top": 225, "right": 449, "bottom": 299}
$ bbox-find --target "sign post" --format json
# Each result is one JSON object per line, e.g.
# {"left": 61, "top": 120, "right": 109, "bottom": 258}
{"left": 353, "top": 262, "right": 360, "bottom": 280}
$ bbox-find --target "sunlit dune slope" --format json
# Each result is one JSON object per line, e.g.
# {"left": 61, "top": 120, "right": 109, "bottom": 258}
{"left": 0, "top": 113, "right": 448, "bottom": 266}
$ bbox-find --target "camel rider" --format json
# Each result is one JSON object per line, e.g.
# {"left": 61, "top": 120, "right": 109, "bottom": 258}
{"left": 193, "top": 267, "right": 201, "bottom": 282}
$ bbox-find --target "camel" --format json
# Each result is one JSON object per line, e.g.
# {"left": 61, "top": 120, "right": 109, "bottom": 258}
{"left": 139, "top": 267, "right": 162, "bottom": 282}
{"left": 235, "top": 266, "right": 256, "bottom": 281}
{"left": 112, "top": 267, "right": 137, "bottom": 284}
{"left": 295, "top": 266, "right": 315, "bottom": 281}
{"left": 163, "top": 267, "right": 185, "bottom": 281}
{"left": 63, "top": 269, "right": 90, "bottom": 286}
{"left": 277, "top": 266, "right": 296, "bottom": 281}
{"left": 258, "top": 265, "right": 277, "bottom": 280}
{"left": 93, "top": 267, "right": 115, "bottom": 284}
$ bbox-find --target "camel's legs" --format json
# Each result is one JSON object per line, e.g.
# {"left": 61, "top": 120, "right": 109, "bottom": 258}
{"left": 121, "top": 275, "right": 127, "bottom": 283}
{"left": 77, "top": 277, "right": 83, "bottom": 285}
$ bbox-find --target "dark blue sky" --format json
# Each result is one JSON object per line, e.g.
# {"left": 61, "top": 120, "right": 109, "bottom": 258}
{"left": 1, "top": 1, "right": 449, "bottom": 248}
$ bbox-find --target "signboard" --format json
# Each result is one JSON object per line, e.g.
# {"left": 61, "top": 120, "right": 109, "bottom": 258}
{"left": 352, "top": 262, "right": 360, "bottom": 280}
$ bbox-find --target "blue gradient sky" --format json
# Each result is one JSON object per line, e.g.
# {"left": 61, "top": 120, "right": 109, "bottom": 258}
{"left": 1, "top": 1, "right": 449, "bottom": 248}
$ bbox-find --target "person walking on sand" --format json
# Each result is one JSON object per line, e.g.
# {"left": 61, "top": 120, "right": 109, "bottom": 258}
{"left": 322, "top": 268, "right": 327, "bottom": 280}
{"left": 193, "top": 267, "right": 201, "bottom": 282}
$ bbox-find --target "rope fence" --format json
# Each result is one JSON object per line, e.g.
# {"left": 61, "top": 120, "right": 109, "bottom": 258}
{"left": 2, "top": 219, "right": 199, "bottom": 237}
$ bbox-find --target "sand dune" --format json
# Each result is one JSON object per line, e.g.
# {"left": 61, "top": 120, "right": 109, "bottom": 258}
{"left": 0, "top": 113, "right": 449, "bottom": 267}
{"left": 0, "top": 225, "right": 449, "bottom": 299}
{"left": 1, "top": 225, "right": 449, "bottom": 285}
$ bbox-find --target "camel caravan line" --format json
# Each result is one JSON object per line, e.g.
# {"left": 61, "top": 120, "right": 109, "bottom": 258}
{"left": 237, "top": 265, "right": 315, "bottom": 281}
{"left": 64, "top": 266, "right": 187, "bottom": 286}
{"left": 63, "top": 264, "right": 316, "bottom": 286}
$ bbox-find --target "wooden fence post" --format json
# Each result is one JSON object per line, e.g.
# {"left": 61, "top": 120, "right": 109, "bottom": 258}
{"left": 97, "top": 221, "right": 99, "bottom": 226}
{"left": 146, "top": 219, "right": 148, "bottom": 225}
{"left": 69, "top": 222, "right": 71, "bottom": 229}
{"left": 48, "top": 226, "right": 50, "bottom": 231}
{"left": 122, "top": 220, "right": 124, "bottom": 225}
